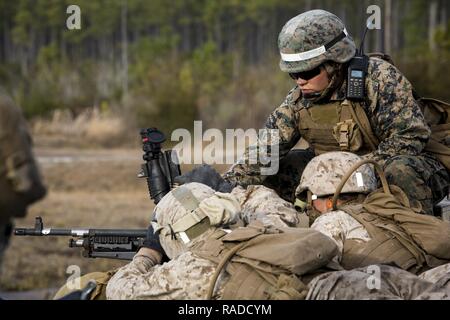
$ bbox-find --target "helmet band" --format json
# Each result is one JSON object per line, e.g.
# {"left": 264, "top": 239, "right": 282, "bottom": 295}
{"left": 280, "top": 28, "right": 348, "bottom": 62}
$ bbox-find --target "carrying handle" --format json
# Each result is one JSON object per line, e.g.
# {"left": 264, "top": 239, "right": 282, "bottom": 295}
{"left": 332, "top": 159, "right": 391, "bottom": 210}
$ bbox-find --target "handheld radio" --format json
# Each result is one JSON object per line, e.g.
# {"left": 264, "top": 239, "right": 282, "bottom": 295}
{"left": 346, "top": 26, "right": 370, "bottom": 100}
{"left": 346, "top": 55, "right": 369, "bottom": 100}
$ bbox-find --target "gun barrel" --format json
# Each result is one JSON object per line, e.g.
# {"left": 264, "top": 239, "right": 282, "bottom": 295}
{"left": 14, "top": 228, "right": 85, "bottom": 236}
{"left": 14, "top": 228, "right": 147, "bottom": 237}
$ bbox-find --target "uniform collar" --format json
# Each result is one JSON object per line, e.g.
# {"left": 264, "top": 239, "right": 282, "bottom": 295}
{"left": 329, "top": 80, "right": 347, "bottom": 101}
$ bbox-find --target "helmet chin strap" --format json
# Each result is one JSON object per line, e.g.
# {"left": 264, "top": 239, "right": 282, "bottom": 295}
{"left": 302, "top": 91, "right": 322, "bottom": 100}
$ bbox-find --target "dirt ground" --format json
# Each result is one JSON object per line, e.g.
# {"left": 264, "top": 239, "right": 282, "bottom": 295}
{"left": 0, "top": 143, "right": 213, "bottom": 295}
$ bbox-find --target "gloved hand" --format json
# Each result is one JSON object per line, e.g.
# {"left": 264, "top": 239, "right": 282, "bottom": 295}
{"left": 174, "top": 164, "right": 235, "bottom": 193}
{"left": 142, "top": 224, "right": 164, "bottom": 256}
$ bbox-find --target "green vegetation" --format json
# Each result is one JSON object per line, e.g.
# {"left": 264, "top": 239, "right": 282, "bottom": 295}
{"left": 0, "top": 0, "right": 448, "bottom": 131}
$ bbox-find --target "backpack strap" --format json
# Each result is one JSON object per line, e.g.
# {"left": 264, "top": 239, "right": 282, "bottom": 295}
{"left": 341, "top": 99, "right": 379, "bottom": 151}
{"left": 206, "top": 242, "right": 245, "bottom": 299}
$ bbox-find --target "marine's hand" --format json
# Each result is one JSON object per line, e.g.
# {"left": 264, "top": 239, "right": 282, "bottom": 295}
{"left": 142, "top": 224, "right": 164, "bottom": 255}
{"left": 174, "top": 164, "right": 235, "bottom": 193}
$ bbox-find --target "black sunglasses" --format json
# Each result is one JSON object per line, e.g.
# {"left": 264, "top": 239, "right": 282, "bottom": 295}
{"left": 289, "top": 65, "right": 323, "bottom": 81}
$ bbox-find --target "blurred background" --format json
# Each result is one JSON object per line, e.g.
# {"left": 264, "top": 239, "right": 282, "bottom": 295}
{"left": 0, "top": 0, "right": 449, "bottom": 139}
{"left": 0, "top": 0, "right": 448, "bottom": 297}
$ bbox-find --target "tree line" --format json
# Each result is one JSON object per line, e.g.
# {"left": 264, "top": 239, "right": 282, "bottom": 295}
{"left": 0, "top": 0, "right": 448, "bottom": 131}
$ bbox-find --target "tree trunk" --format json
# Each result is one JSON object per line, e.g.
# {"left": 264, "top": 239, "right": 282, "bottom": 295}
{"left": 3, "top": 20, "right": 10, "bottom": 62}
{"left": 391, "top": 0, "right": 400, "bottom": 53}
{"left": 304, "top": 0, "right": 313, "bottom": 11}
{"left": 384, "top": 0, "right": 392, "bottom": 54}
{"left": 429, "top": 0, "right": 439, "bottom": 52}
{"left": 364, "top": 0, "right": 372, "bottom": 53}
{"left": 121, "top": 0, "right": 129, "bottom": 104}
{"left": 441, "top": 0, "right": 448, "bottom": 32}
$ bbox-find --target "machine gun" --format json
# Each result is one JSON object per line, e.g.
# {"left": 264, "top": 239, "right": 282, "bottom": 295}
{"left": 14, "top": 216, "right": 146, "bottom": 260}
{"left": 14, "top": 128, "right": 181, "bottom": 260}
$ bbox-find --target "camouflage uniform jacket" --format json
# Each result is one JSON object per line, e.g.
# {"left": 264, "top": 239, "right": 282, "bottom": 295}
{"left": 310, "top": 209, "right": 370, "bottom": 267}
{"left": 106, "top": 185, "right": 302, "bottom": 300}
{"left": 106, "top": 248, "right": 228, "bottom": 300}
{"left": 306, "top": 263, "right": 450, "bottom": 300}
{"left": 224, "top": 58, "right": 431, "bottom": 186}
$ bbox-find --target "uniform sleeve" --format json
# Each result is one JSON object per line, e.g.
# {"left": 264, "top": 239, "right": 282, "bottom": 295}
{"left": 364, "top": 59, "right": 431, "bottom": 163}
{"left": 106, "top": 251, "right": 216, "bottom": 300}
{"left": 223, "top": 91, "right": 302, "bottom": 186}
{"left": 310, "top": 210, "right": 371, "bottom": 264}
{"left": 231, "top": 185, "right": 301, "bottom": 228}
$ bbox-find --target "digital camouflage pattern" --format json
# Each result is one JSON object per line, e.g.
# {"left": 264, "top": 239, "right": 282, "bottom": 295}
{"left": 224, "top": 57, "right": 449, "bottom": 214}
{"left": 152, "top": 182, "right": 240, "bottom": 259}
{"left": 295, "top": 152, "right": 377, "bottom": 197}
{"left": 278, "top": 10, "right": 356, "bottom": 73}
{"left": 310, "top": 209, "right": 370, "bottom": 266}
{"left": 106, "top": 247, "right": 229, "bottom": 300}
{"left": 231, "top": 184, "right": 304, "bottom": 228}
{"left": 0, "top": 88, "right": 46, "bottom": 266}
{"left": 419, "top": 263, "right": 450, "bottom": 284}
{"left": 383, "top": 154, "right": 449, "bottom": 215}
{"left": 106, "top": 183, "right": 304, "bottom": 299}
{"left": 0, "top": 89, "right": 46, "bottom": 218}
{"left": 306, "top": 264, "right": 450, "bottom": 300}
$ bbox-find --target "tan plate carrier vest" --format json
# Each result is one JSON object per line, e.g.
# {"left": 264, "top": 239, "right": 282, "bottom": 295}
{"left": 298, "top": 98, "right": 377, "bottom": 155}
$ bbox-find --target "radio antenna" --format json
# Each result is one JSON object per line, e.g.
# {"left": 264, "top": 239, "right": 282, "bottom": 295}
{"left": 359, "top": 25, "right": 369, "bottom": 55}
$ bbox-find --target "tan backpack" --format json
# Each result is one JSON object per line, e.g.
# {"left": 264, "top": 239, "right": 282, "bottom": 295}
{"left": 333, "top": 159, "right": 450, "bottom": 268}
{"left": 191, "top": 221, "right": 339, "bottom": 300}
{"left": 419, "top": 97, "right": 450, "bottom": 170}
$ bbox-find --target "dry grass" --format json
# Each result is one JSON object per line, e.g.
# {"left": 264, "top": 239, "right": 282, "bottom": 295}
{"left": 0, "top": 150, "right": 154, "bottom": 291}
{"left": 31, "top": 108, "right": 132, "bottom": 148}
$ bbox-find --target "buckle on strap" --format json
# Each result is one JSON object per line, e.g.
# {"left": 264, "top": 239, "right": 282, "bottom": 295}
{"left": 171, "top": 211, "right": 210, "bottom": 244}
{"left": 338, "top": 122, "right": 350, "bottom": 148}
{"left": 171, "top": 208, "right": 207, "bottom": 233}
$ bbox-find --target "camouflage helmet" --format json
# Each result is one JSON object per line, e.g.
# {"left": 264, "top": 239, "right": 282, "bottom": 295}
{"left": 278, "top": 10, "right": 356, "bottom": 73}
{"left": 295, "top": 152, "right": 377, "bottom": 198}
{"left": 153, "top": 182, "right": 240, "bottom": 259}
